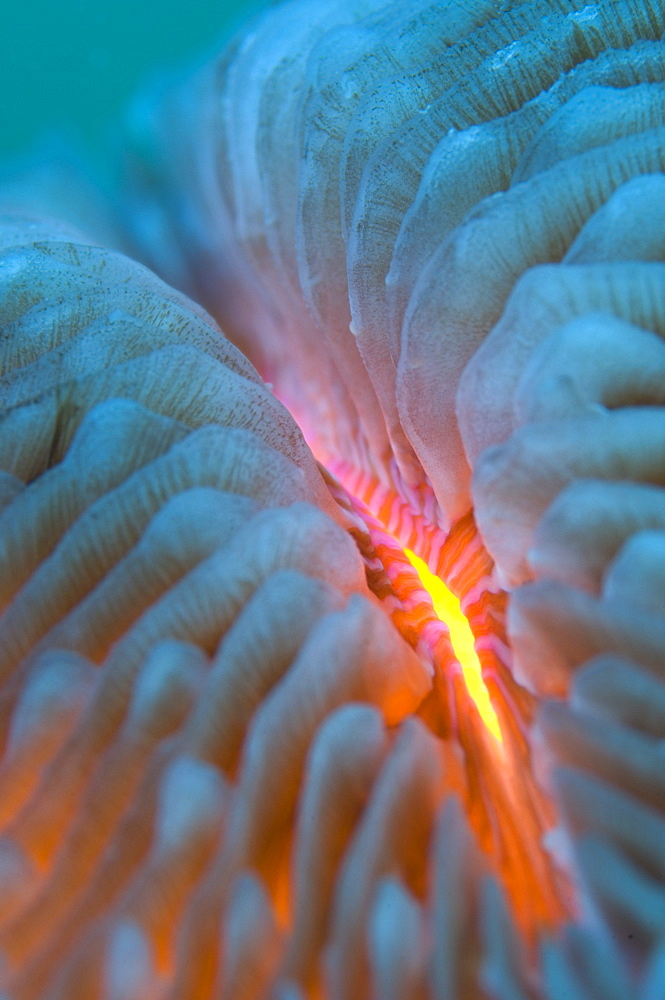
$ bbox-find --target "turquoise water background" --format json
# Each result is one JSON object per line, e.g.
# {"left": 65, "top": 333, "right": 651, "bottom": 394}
{"left": 1, "top": 0, "right": 261, "bottom": 163}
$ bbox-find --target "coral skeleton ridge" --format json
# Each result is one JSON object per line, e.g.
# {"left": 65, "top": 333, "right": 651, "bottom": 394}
{"left": 1, "top": 0, "right": 665, "bottom": 997}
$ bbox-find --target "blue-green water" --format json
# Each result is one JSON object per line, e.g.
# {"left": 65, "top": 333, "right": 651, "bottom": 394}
{"left": 1, "top": 0, "right": 261, "bottom": 162}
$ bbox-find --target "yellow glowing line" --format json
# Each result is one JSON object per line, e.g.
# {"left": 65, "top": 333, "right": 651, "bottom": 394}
{"left": 404, "top": 549, "right": 503, "bottom": 743}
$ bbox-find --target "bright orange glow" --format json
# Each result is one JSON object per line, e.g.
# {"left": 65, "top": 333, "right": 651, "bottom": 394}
{"left": 404, "top": 549, "right": 503, "bottom": 743}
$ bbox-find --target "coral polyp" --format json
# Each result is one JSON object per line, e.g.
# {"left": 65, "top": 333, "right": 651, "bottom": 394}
{"left": 1, "top": 0, "right": 665, "bottom": 997}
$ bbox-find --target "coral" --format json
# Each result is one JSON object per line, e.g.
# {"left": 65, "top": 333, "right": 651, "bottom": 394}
{"left": 1, "top": 0, "right": 665, "bottom": 997}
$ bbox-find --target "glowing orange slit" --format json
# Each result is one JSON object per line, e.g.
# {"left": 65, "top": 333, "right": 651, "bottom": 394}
{"left": 318, "top": 462, "right": 503, "bottom": 743}
{"left": 403, "top": 548, "right": 503, "bottom": 743}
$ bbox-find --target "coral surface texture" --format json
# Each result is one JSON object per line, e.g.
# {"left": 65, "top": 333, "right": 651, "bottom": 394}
{"left": 1, "top": 1, "right": 665, "bottom": 998}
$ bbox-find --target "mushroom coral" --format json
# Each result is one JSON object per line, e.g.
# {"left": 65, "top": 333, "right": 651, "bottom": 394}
{"left": 1, "top": 0, "right": 665, "bottom": 997}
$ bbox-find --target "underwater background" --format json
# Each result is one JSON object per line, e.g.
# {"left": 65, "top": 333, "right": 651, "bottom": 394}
{"left": 0, "top": 0, "right": 261, "bottom": 165}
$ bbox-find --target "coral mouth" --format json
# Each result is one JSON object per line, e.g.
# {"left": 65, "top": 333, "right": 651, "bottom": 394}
{"left": 317, "top": 456, "right": 573, "bottom": 948}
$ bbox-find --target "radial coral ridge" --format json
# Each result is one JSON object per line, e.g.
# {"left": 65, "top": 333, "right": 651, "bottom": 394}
{"left": 1, "top": 0, "right": 665, "bottom": 998}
